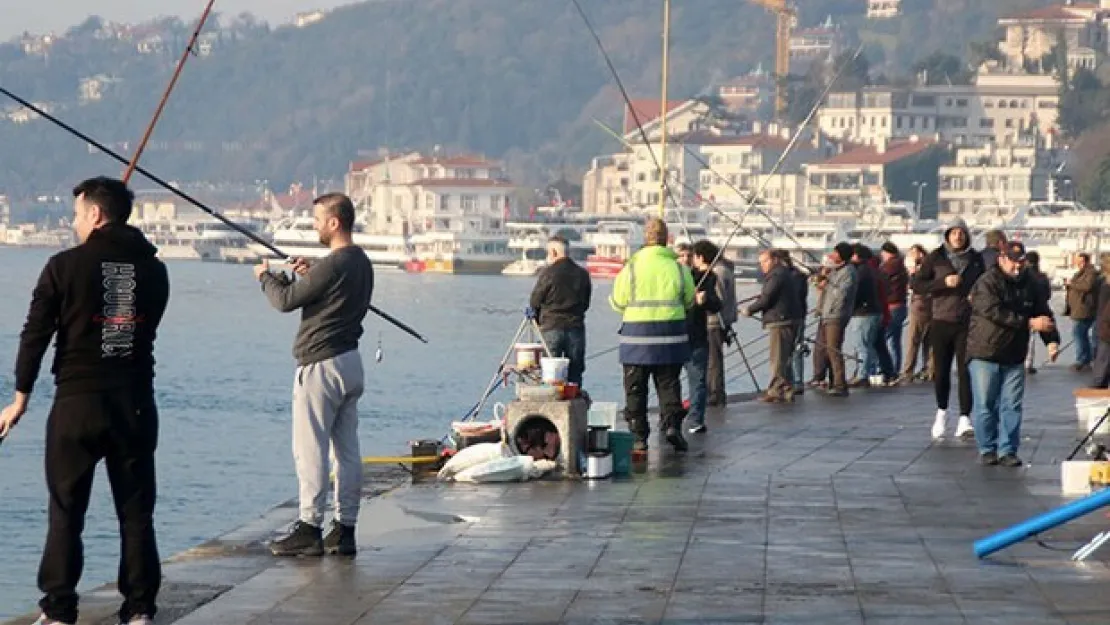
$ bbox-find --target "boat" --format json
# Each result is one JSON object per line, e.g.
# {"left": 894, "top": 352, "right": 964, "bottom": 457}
{"left": 501, "top": 220, "right": 596, "bottom": 277}
{"left": 585, "top": 220, "right": 644, "bottom": 279}
{"left": 139, "top": 218, "right": 264, "bottom": 261}
{"left": 254, "top": 214, "right": 412, "bottom": 269}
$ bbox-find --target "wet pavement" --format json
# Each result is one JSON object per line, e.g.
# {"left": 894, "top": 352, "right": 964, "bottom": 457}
{"left": 8, "top": 367, "right": 1110, "bottom": 624}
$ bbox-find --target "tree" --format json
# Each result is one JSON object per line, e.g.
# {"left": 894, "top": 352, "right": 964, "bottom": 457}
{"left": 968, "top": 39, "right": 1003, "bottom": 69}
{"left": 912, "top": 52, "right": 972, "bottom": 85}
{"left": 1082, "top": 154, "right": 1110, "bottom": 209}
{"left": 1059, "top": 68, "right": 1108, "bottom": 139}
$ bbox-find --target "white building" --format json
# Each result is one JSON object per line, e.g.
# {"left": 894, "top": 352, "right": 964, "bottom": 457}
{"left": 817, "top": 66, "right": 1061, "bottom": 148}
{"left": 867, "top": 0, "right": 901, "bottom": 20}
{"left": 936, "top": 141, "right": 1060, "bottom": 219}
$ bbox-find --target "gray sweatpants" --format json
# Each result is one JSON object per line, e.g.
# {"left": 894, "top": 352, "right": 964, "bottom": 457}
{"left": 292, "top": 349, "right": 364, "bottom": 527}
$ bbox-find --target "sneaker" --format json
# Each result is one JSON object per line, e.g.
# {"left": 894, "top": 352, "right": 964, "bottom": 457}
{"left": 323, "top": 520, "right": 356, "bottom": 556}
{"left": 31, "top": 615, "right": 73, "bottom": 625}
{"left": 955, "top": 415, "right": 974, "bottom": 439}
{"left": 826, "top": 387, "right": 848, "bottom": 397}
{"left": 665, "top": 427, "right": 688, "bottom": 452}
{"left": 998, "top": 454, "right": 1024, "bottom": 467}
{"left": 979, "top": 451, "right": 999, "bottom": 466}
{"left": 125, "top": 617, "right": 153, "bottom": 625}
{"left": 688, "top": 424, "right": 707, "bottom": 434}
{"left": 269, "top": 520, "right": 323, "bottom": 557}
{"left": 931, "top": 409, "right": 948, "bottom": 440}
{"left": 632, "top": 439, "right": 648, "bottom": 453}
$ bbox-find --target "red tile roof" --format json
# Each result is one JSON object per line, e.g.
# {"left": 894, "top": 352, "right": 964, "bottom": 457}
{"left": 406, "top": 178, "right": 514, "bottom": 188}
{"left": 812, "top": 139, "right": 937, "bottom": 167}
{"left": 624, "top": 99, "right": 689, "bottom": 134}
{"left": 1001, "top": 4, "right": 1096, "bottom": 21}
{"left": 349, "top": 158, "right": 384, "bottom": 171}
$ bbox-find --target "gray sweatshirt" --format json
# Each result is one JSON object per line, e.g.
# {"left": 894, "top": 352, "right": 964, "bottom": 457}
{"left": 260, "top": 245, "right": 375, "bottom": 366}
{"left": 819, "top": 263, "right": 857, "bottom": 321}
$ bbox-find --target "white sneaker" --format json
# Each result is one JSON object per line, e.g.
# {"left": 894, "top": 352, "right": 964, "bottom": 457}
{"left": 955, "top": 415, "right": 974, "bottom": 439}
{"left": 124, "top": 617, "right": 153, "bottom": 625}
{"left": 931, "top": 409, "right": 948, "bottom": 439}
{"left": 31, "top": 615, "right": 73, "bottom": 625}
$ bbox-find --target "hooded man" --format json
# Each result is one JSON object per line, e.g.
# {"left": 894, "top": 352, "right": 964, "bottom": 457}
{"left": 912, "top": 217, "right": 986, "bottom": 440}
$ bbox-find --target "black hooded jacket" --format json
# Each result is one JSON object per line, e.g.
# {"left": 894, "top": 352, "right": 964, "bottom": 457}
{"left": 912, "top": 220, "right": 985, "bottom": 324}
{"left": 14, "top": 222, "right": 170, "bottom": 397}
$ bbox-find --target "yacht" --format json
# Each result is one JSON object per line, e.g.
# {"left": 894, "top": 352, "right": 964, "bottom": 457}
{"left": 140, "top": 218, "right": 264, "bottom": 261}
{"left": 255, "top": 215, "right": 412, "bottom": 269}
{"left": 585, "top": 220, "right": 644, "bottom": 279}
{"left": 404, "top": 213, "right": 513, "bottom": 275}
{"left": 502, "top": 221, "right": 596, "bottom": 277}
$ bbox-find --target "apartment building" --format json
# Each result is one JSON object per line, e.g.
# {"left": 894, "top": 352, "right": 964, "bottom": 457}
{"left": 582, "top": 127, "right": 828, "bottom": 215}
{"left": 936, "top": 140, "right": 1059, "bottom": 219}
{"left": 867, "top": 0, "right": 901, "bottom": 20}
{"left": 344, "top": 152, "right": 512, "bottom": 235}
{"left": 789, "top": 18, "right": 842, "bottom": 72}
{"left": 803, "top": 137, "right": 945, "bottom": 217}
{"left": 817, "top": 66, "right": 1060, "bottom": 148}
{"left": 997, "top": 2, "right": 1110, "bottom": 72}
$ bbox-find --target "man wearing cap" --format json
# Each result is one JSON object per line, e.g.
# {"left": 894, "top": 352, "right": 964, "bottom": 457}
{"left": 966, "top": 241, "right": 1059, "bottom": 467}
{"left": 913, "top": 218, "right": 985, "bottom": 440}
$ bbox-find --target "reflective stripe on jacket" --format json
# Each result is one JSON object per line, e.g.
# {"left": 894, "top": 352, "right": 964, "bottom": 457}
{"left": 609, "top": 245, "right": 695, "bottom": 365}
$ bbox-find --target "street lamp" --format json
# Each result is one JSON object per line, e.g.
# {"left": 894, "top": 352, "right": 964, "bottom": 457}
{"left": 913, "top": 181, "right": 928, "bottom": 217}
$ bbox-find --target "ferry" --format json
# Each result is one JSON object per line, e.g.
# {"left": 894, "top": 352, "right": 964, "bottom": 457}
{"left": 501, "top": 220, "right": 596, "bottom": 277}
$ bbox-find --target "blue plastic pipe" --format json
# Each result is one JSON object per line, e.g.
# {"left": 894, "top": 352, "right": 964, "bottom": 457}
{"left": 974, "top": 486, "right": 1110, "bottom": 558}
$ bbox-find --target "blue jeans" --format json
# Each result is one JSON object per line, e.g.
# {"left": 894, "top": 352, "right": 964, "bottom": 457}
{"left": 851, "top": 315, "right": 882, "bottom": 378}
{"left": 542, "top": 327, "right": 586, "bottom": 386}
{"left": 685, "top": 345, "right": 709, "bottom": 426}
{"left": 885, "top": 306, "right": 907, "bottom": 374}
{"left": 791, "top": 320, "right": 805, "bottom": 390}
{"left": 969, "top": 359, "right": 1025, "bottom": 457}
{"left": 1074, "top": 318, "right": 1095, "bottom": 366}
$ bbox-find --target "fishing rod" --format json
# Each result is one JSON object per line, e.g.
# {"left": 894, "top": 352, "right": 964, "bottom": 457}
{"left": 0, "top": 87, "right": 429, "bottom": 345}
{"left": 122, "top": 0, "right": 217, "bottom": 184}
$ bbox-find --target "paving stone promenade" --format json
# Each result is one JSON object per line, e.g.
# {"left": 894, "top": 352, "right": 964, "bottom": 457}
{"left": 8, "top": 367, "right": 1110, "bottom": 624}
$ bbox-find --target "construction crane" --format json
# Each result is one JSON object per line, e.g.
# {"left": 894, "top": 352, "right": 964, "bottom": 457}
{"left": 747, "top": 0, "right": 797, "bottom": 120}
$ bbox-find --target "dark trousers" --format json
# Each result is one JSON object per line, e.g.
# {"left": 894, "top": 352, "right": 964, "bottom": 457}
{"left": 706, "top": 327, "right": 727, "bottom": 405}
{"left": 39, "top": 388, "right": 161, "bottom": 624}
{"left": 1093, "top": 339, "right": 1110, "bottom": 388}
{"left": 622, "top": 364, "right": 684, "bottom": 441}
{"left": 542, "top": 327, "right": 586, "bottom": 386}
{"left": 812, "top": 318, "right": 829, "bottom": 382}
{"left": 931, "top": 320, "right": 972, "bottom": 415}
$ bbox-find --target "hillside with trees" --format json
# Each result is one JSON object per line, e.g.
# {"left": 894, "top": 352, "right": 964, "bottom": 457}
{"left": 0, "top": 0, "right": 1078, "bottom": 196}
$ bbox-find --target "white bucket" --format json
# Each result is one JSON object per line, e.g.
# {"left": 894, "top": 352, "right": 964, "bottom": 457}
{"left": 1077, "top": 397, "right": 1110, "bottom": 434}
{"left": 588, "top": 402, "right": 619, "bottom": 429}
{"left": 540, "top": 356, "right": 570, "bottom": 384}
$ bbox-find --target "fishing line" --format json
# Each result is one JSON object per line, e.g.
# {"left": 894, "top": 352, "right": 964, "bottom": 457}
{"left": 0, "top": 87, "right": 428, "bottom": 345}
{"left": 567, "top": 0, "right": 687, "bottom": 231}
{"left": 122, "top": 0, "right": 217, "bottom": 184}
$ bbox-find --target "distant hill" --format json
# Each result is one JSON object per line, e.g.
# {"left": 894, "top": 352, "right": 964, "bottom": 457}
{"left": 0, "top": 0, "right": 1061, "bottom": 196}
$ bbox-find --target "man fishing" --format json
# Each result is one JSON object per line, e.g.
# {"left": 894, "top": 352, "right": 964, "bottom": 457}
{"left": 254, "top": 193, "right": 374, "bottom": 558}
{"left": 0, "top": 177, "right": 169, "bottom": 625}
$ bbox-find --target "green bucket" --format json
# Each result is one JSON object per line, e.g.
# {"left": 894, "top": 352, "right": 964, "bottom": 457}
{"left": 610, "top": 430, "right": 634, "bottom": 476}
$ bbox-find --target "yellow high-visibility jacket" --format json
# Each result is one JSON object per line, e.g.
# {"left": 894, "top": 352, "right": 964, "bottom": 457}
{"left": 609, "top": 245, "right": 695, "bottom": 365}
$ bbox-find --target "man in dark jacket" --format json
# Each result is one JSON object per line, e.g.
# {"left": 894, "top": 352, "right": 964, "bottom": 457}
{"left": 529, "top": 236, "right": 592, "bottom": 386}
{"left": 1065, "top": 252, "right": 1099, "bottom": 372}
{"left": 704, "top": 248, "right": 737, "bottom": 406}
{"left": 776, "top": 250, "right": 810, "bottom": 396}
{"left": 981, "top": 229, "right": 1007, "bottom": 269}
{"left": 1092, "top": 254, "right": 1110, "bottom": 387}
{"left": 1023, "top": 251, "right": 1056, "bottom": 373}
{"left": 679, "top": 242, "right": 721, "bottom": 432}
{"left": 0, "top": 177, "right": 170, "bottom": 625}
{"left": 879, "top": 242, "right": 909, "bottom": 375}
{"left": 743, "top": 248, "right": 803, "bottom": 402}
{"left": 967, "top": 241, "right": 1059, "bottom": 467}
{"left": 913, "top": 217, "right": 985, "bottom": 440}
